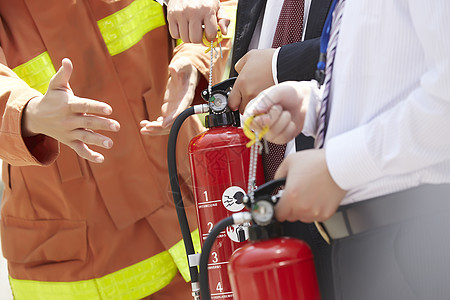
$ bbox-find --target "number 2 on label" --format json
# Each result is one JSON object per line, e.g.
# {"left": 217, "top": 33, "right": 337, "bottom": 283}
{"left": 207, "top": 222, "right": 214, "bottom": 233}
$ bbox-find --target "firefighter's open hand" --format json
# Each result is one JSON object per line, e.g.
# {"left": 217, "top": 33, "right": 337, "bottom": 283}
{"left": 274, "top": 149, "right": 346, "bottom": 223}
{"left": 22, "top": 58, "right": 120, "bottom": 163}
{"left": 243, "top": 81, "right": 311, "bottom": 145}
{"left": 228, "top": 49, "right": 277, "bottom": 113}
{"left": 167, "top": 0, "right": 230, "bottom": 43}
{"left": 140, "top": 57, "right": 200, "bottom": 136}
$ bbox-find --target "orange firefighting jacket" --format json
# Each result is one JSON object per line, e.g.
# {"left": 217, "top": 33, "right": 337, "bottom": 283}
{"left": 0, "top": 0, "right": 235, "bottom": 298}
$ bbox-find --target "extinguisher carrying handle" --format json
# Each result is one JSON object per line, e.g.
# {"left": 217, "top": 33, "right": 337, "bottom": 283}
{"left": 199, "top": 212, "right": 252, "bottom": 300}
{"left": 168, "top": 104, "right": 208, "bottom": 291}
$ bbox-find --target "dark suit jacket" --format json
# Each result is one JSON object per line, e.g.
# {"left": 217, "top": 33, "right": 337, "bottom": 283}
{"left": 230, "top": 0, "right": 332, "bottom": 82}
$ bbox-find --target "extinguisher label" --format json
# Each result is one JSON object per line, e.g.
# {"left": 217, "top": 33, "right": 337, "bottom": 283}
{"left": 226, "top": 224, "right": 249, "bottom": 242}
{"left": 221, "top": 186, "right": 246, "bottom": 212}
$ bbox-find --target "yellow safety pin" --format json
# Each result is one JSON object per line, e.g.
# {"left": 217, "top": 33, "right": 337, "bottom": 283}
{"left": 243, "top": 116, "right": 269, "bottom": 148}
{"left": 203, "top": 26, "right": 224, "bottom": 54}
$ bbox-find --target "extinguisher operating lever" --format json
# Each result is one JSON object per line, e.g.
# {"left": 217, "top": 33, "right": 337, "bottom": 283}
{"left": 201, "top": 77, "right": 237, "bottom": 103}
{"left": 252, "top": 178, "right": 286, "bottom": 200}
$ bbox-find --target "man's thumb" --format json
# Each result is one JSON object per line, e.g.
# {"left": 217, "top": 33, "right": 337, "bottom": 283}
{"left": 48, "top": 58, "right": 73, "bottom": 91}
{"left": 234, "top": 54, "right": 248, "bottom": 74}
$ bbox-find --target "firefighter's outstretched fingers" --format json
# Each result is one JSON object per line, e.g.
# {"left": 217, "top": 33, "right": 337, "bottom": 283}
{"left": 21, "top": 58, "right": 120, "bottom": 163}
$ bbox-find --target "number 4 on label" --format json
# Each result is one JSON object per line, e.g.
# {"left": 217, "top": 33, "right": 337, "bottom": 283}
{"left": 216, "top": 281, "right": 223, "bottom": 293}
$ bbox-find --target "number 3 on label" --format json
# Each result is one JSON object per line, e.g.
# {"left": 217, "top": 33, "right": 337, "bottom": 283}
{"left": 212, "top": 252, "right": 218, "bottom": 263}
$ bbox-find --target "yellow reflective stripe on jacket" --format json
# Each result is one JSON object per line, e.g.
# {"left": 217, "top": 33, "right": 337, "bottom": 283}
{"left": 9, "top": 251, "right": 177, "bottom": 300}
{"left": 9, "top": 230, "right": 201, "bottom": 299}
{"left": 97, "top": 0, "right": 166, "bottom": 56}
{"left": 222, "top": 5, "right": 237, "bottom": 40}
{"left": 168, "top": 229, "right": 201, "bottom": 282}
{"left": 12, "top": 52, "right": 56, "bottom": 94}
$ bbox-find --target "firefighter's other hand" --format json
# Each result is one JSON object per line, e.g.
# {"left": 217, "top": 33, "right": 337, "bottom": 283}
{"left": 140, "top": 57, "right": 199, "bottom": 136}
{"left": 274, "top": 149, "right": 346, "bottom": 223}
{"left": 242, "top": 81, "right": 310, "bottom": 145}
{"left": 228, "top": 49, "right": 276, "bottom": 113}
{"left": 167, "top": 0, "right": 230, "bottom": 43}
{"left": 22, "top": 58, "right": 120, "bottom": 163}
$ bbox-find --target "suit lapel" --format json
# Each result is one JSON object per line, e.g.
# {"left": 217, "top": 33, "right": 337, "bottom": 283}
{"left": 230, "top": 0, "right": 266, "bottom": 76}
{"left": 304, "top": 0, "right": 333, "bottom": 40}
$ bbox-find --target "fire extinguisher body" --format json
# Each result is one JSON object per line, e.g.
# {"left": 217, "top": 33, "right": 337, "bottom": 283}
{"left": 228, "top": 237, "right": 321, "bottom": 300}
{"left": 189, "top": 126, "right": 265, "bottom": 299}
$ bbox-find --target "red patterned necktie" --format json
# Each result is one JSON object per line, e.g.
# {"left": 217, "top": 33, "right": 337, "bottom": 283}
{"left": 262, "top": 0, "right": 305, "bottom": 182}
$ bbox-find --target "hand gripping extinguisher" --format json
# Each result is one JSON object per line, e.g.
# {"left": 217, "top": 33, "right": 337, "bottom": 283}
{"left": 167, "top": 77, "right": 265, "bottom": 299}
{"left": 199, "top": 179, "right": 322, "bottom": 300}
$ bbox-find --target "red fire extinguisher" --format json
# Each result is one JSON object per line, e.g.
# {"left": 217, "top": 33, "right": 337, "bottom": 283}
{"left": 199, "top": 179, "right": 322, "bottom": 300}
{"left": 168, "top": 77, "right": 265, "bottom": 299}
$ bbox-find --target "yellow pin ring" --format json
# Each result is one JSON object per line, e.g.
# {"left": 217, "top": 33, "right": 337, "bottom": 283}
{"left": 243, "top": 116, "right": 269, "bottom": 148}
{"left": 203, "top": 26, "right": 224, "bottom": 53}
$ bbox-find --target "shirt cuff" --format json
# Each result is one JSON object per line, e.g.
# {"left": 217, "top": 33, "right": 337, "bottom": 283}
{"left": 325, "top": 127, "right": 384, "bottom": 191}
{"left": 302, "top": 81, "right": 322, "bottom": 138}
{"left": 271, "top": 47, "right": 281, "bottom": 85}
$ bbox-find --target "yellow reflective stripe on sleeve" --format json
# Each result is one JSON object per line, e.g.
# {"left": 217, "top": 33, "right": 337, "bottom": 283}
{"left": 97, "top": 0, "right": 166, "bottom": 56}
{"left": 168, "top": 229, "right": 201, "bottom": 282}
{"left": 12, "top": 52, "right": 56, "bottom": 94}
{"left": 9, "top": 251, "right": 177, "bottom": 300}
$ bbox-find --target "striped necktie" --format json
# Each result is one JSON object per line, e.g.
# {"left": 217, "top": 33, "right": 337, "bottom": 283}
{"left": 263, "top": 0, "right": 305, "bottom": 182}
{"left": 315, "top": 0, "right": 346, "bottom": 149}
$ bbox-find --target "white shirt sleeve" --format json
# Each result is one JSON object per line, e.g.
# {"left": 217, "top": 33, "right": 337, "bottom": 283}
{"left": 302, "top": 81, "right": 322, "bottom": 138}
{"left": 326, "top": 1, "right": 450, "bottom": 191}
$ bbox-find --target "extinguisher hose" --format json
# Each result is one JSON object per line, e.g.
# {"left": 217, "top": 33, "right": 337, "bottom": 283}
{"left": 168, "top": 104, "right": 208, "bottom": 287}
{"left": 199, "top": 212, "right": 252, "bottom": 300}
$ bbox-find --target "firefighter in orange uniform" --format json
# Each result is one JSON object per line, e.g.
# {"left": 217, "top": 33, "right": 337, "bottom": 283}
{"left": 0, "top": 0, "right": 235, "bottom": 299}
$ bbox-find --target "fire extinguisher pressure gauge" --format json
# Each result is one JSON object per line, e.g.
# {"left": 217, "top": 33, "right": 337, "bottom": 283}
{"left": 251, "top": 200, "right": 275, "bottom": 226}
{"left": 209, "top": 92, "right": 228, "bottom": 114}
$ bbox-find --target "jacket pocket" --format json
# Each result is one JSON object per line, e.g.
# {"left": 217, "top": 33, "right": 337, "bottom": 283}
{"left": 1, "top": 216, "right": 87, "bottom": 264}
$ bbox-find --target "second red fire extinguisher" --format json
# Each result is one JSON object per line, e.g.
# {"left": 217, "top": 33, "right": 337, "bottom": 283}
{"left": 199, "top": 179, "right": 322, "bottom": 300}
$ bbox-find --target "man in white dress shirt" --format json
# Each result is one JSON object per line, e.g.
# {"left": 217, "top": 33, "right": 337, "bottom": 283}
{"left": 243, "top": 0, "right": 450, "bottom": 299}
